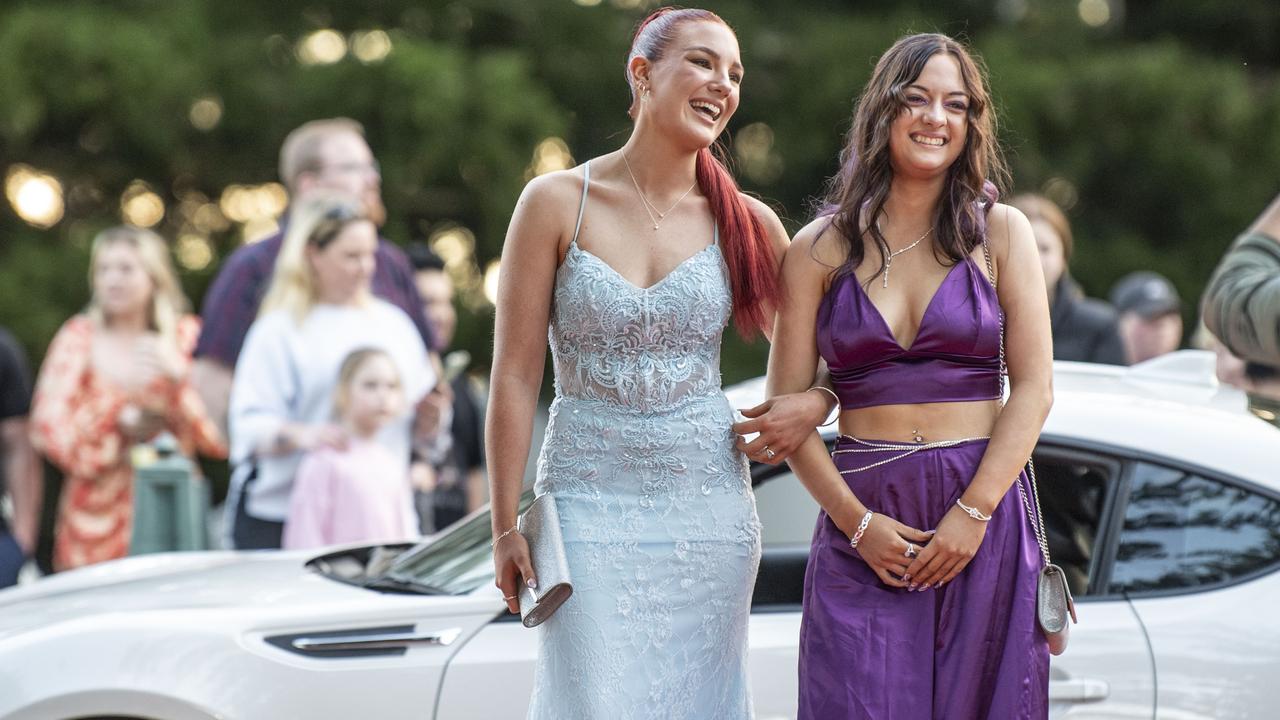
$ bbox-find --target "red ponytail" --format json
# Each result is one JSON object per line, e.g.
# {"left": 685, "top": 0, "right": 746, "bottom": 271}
{"left": 696, "top": 146, "right": 781, "bottom": 338}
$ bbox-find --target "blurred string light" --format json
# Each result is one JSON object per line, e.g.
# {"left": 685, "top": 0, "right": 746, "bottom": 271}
{"left": 734, "top": 122, "right": 784, "bottom": 184}
{"left": 1078, "top": 0, "right": 1111, "bottom": 27}
{"left": 1043, "top": 177, "right": 1079, "bottom": 211}
{"left": 5, "top": 164, "right": 64, "bottom": 228}
{"left": 297, "top": 29, "right": 347, "bottom": 65}
{"left": 483, "top": 259, "right": 501, "bottom": 306}
{"left": 572, "top": 0, "right": 603, "bottom": 6}
{"left": 611, "top": 0, "right": 646, "bottom": 8}
{"left": 351, "top": 30, "right": 393, "bottom": 64}
{"left": 176, "top": 233, "right": 214, "bottom": 271}
{"left": 525, "top": 137, "right": 574, "bottom": 181}
{"left": 219, "top": 182, "right": 288, "bottom": 243}
{"left": 429, "top": 225, "right": 495, "bottom": 307}
{"left": 121, "top": 181, "right": 165, "bottom": 227}
{"left": 189, "top": 95, "right": 224, "bottom": 131}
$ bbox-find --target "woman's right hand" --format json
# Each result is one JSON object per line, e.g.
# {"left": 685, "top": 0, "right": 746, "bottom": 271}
{"left": 493, "top": 531, "right": 537, "bottom": 614}
{"left": 846, "top": 512, "right": 933, "bottom": 588}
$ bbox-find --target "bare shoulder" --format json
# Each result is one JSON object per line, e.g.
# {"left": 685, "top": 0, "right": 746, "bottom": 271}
{"left": 506, "top": 166, "right": 590, "bottom": 253}
{"left": 518, "top": 167, "right": 586, "bottom": 213}
{"left": 985, "top": 202, "right": 1034, "bottom": 260}
{"left": 789, "top": 215, "right": 847, "bottom": 269}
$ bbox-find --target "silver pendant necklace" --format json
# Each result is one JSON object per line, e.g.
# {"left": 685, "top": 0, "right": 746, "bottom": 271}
{"left": 875, "top": 221, "right": 933, "bottom": 288}
{"left": 622, "top": 151, "right": 697, "bottom": 231}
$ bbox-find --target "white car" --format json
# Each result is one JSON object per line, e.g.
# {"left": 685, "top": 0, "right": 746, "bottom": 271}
{"left": 2, "top": 351, "right": 1278, "bottom": 720}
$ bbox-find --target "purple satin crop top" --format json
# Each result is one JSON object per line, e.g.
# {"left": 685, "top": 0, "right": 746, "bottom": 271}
{"left": 817, "top": 257, "right": 1002, "bottom": 409}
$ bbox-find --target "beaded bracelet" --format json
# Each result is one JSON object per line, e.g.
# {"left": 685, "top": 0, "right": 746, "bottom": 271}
{"left": 955, "top": 499, "right": 993, "bottom": 522}
{"left": 806, "top": 386, "right": 841, "bottom": 427}
{"left": 491, "top": 524, "right": 520, "bottom": 547}
{"left": 848, "top": 511, "right": 874, "bottom": 549}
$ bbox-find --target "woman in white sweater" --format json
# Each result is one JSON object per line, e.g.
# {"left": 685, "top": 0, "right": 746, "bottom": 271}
{"left": 227, "top": 191, "right": 434, "bottom": 549}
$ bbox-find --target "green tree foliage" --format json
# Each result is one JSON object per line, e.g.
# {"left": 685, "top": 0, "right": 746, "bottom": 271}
{"left": 2, "top": 0, "right": 1279, "bottom": 385}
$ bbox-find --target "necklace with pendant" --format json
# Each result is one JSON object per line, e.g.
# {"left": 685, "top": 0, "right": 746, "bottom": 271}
{"left": 875, "top": 221, "right": 933, "bottom": 288}
{"left": 622, "top": 151, "right": 697, "bottom": 231}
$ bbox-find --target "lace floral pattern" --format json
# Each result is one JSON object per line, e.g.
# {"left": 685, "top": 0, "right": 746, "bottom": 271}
{"left": 527, "top": 240, "right": 760, "bottom": 720}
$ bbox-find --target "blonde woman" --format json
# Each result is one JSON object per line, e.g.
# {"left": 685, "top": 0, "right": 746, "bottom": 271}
{"left": 227, "top": 191, "right": 435, "bottom": 549}
{"left": 30, "top": 226, "right": 225, "bottom": 571}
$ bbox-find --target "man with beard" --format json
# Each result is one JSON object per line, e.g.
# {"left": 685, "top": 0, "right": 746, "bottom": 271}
{"left": 193, "top": 118, "right": 440, "bottom": 438}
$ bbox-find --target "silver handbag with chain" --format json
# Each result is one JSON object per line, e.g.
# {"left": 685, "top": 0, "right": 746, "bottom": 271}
{"left": 982, "top": 235, "right": 1078, "bottom": 656}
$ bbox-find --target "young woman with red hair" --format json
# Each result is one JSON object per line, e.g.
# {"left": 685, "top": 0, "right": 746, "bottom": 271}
{"left": 486, "top": 7, "right": 819, "bottom": 718}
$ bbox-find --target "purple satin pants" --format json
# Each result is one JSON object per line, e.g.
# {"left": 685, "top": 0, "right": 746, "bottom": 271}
{"left": 799, "top": 437, "right": 1049, "bottom": 719}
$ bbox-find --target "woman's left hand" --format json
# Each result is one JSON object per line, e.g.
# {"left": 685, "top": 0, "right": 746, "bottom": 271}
{"left": 902, "top": 503, "right": 989, "bottom": 590}
{"left": 733, "top": 390, "right": 833, "bottom": 465}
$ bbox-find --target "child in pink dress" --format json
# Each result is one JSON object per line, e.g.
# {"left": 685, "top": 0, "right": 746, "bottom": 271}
{"left": 283, "top": 348, "right": 418, "bottom": 549}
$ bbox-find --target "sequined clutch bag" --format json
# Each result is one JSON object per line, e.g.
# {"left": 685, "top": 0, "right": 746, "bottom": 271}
{"left": 517, "top": 494, "right": 573, "bottom": 628}
{"left": 1036, "top": 561, "right": 1077, "bottom": 656}
{"left": 1019, "top": 461, "right": 1078, "bottom": 656}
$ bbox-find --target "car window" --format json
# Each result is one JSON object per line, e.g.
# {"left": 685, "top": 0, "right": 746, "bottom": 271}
{"left": 385, "top": 491, "right": 535, "bottom": 595}
{"left": 1108, "top": 463, "right": 1280, "bottom": 595}
{"left": 1031, "top": 450, "right": 1118, "bottom": 597}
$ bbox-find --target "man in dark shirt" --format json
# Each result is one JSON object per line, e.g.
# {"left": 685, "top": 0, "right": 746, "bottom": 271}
{"left": 192, "top": 118, "right": 439, "bottom": 436}
{"left": 407, "top": 245, "right": 486, "bottom": 532}
{"left": 0, "top": 327, "right": 41, "bottom": 587}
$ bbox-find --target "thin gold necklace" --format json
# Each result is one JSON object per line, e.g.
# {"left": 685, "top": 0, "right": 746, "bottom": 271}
{"left": 621, "top": 151, "right": 697, "bottom": 231}
{"left": 875, "top": 220, "right": 933, "bottom": 288}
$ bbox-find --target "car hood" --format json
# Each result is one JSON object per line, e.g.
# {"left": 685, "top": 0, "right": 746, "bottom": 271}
{"left": 0, "top": 550, "right": 405, "bottom": 638}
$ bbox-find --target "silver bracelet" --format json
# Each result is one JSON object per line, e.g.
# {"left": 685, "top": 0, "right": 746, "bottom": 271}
{"left": 955, "top": 499, "right": 993, "bottom": 522}
{"left": 848, "top": 511, "right": 874, "bottom": 549}
{"left": 805, "top": 386, "right": 841, "bottom": 427}
{"left": 491, "top": 524, "right": 520, "bottom": 547}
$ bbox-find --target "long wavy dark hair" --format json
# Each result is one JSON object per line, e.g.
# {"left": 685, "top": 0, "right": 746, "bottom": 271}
{"left": 820, "top": 33, "right": 1009, "bottom": 282}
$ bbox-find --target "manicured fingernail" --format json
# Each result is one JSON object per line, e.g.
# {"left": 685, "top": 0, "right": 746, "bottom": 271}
{"left": 934, "top": 582, "right": 943, "bottom": 589}
{"left": 902, "top": 574, "right": 911, "bottom": 582}
{"left": 908, "top": 583, "right": 917, "bottom": 591}
{"left": 527, "top": 578, "right": 538, "bottom": 588}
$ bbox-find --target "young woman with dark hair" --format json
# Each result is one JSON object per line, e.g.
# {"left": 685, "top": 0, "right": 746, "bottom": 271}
{"left": 767, "top": 34, "right": 1054, "bottom": 717}
{"left": 486, "top": 7, "right": 825, "bottom": 718}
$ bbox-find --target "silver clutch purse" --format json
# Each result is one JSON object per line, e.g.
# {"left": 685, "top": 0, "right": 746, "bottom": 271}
{"left": 1037, "top": 562, "right": 1077, "bottom": 656}
{"left": 1019, "top": 461, "right": 1079, "bottom": 656}
{"left": 517, "top": 494, "right": 573, "bottom": 628}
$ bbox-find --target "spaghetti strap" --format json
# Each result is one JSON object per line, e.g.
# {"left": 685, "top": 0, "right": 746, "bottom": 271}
{"left": 571, "top": 161, "right": 590, "bottom": 246}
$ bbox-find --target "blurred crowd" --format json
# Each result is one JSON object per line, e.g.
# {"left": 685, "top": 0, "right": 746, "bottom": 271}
{"left": 0, "top": 118, "right": 488, "bottom": 586}
{"left": 1, "top": 117, "right": 1276, "bottom": 587}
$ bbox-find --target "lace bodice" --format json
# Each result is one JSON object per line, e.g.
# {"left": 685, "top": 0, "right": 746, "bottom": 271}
{"left": 549, "top": 239, "right": 728, "bottom": 411}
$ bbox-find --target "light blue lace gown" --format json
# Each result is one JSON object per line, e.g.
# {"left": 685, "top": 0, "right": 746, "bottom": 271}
{"left": 526, "top": 162, "right": 761, "bottom": 719}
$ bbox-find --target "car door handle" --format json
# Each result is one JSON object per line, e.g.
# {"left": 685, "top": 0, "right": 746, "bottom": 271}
{"left": 291, "top": 627, "right": 462, "bottom": 652}
{"left": 1049, "top": 678, "right": 1109, "bottom": 702}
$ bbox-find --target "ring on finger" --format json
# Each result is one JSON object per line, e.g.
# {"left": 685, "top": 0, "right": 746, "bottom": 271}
{"left": 504, "top": 594, "right": 518, "bottom": 601}
{"left": 763, "top": 445, "right": 776, "bottom": 460}
{"left": 904, "top": 543, "right": 918, "bottom": 559}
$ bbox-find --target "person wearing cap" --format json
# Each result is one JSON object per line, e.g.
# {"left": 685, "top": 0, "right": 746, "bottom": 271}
{"left": 1204, "top": 192, "right": 1280, "bottom": 369}
{"left": 1011, "top": 194, "right": 1126, "bottom": 365}
{"left": 1110, "top": 270, "right": 1183, "bottom": 364}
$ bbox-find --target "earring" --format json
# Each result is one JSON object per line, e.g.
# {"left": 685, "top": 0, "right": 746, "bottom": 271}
{"left": 640, "top": 85, "right": 651, "bottom": 103}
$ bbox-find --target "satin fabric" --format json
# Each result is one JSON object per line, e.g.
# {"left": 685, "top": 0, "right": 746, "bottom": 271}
{"left": 817, "top": 258, "right": 1003, "bottom": 410}
{"left": 799, "top": 437, "right": 1049, "bottom": 719}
